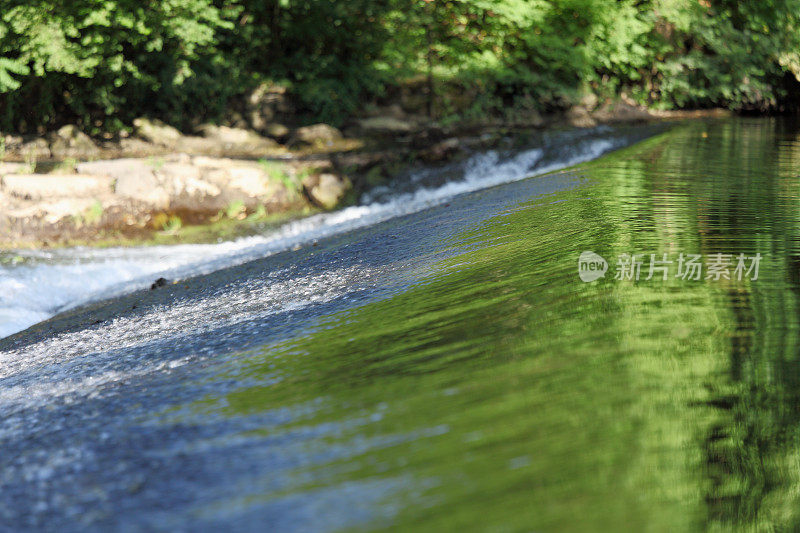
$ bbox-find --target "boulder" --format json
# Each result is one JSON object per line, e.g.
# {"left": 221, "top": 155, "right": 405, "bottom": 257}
{"left": 579, "top": 92, "right": 600, "bottom": 111}
{"left": 420, "top": 138, "right": 462, "bottom": 163}
{"left": 247, "top": 83, "right": 293, "bottom": 131}
{"left": 332, "top": 150, "right": 403, "bottom": 173}
{"left": 150, "top": 277, "right": 170, "bottom": 290}
{"left": 157, "top": 163, "right": 223, "bottom": 211}
{"left": 77, "top": 158, "right": 168, "bottom": 208}
{"left": 191, "top": 156, "right": 242, "bottom": 169}
{"left": 263, "top": 123, "right": 290, "bottom": 141}
{"left": 197, "top": 124, "right": 278, "bottom": 150}
{"left": 38, "top": 198, "right": 100, "bottom": 225}
{"left": 133, "top": 118, "right": 182, "bottom": 147}
{"left": 566, "top": 106, "right": 597, "bottom": 128}
{"left": 174, "top": 136, "right": 222, "bottom": 155}
{"left": 410, "top": 126, "right": 447, "bottom": 149}
{"left": 0, "top": 162, "right": 27, "bottom": 174}
{"left": 592, "top": 100, "right": 653, "bottom": 123}
{"left": 156, "top": 162, "right": 201, "bottom": 183}
{"left": 77, "top": 158, "right": 152, "bottom": 179}
{"left": 1, "top": 174, "right": 112, "bottom": 200}
{"left": 116, "top": 172, "right": 169, "bottom": 208}
{"left": 2, "top": 135, "right": 22, "bottom": 152}
{"left": 289, "top": 124, "right": 343, "bottom": 147}
{"left": 356, "top": 116, "right": 415, "bottom": 135}
{"left": 226, "top": 112, "right": 249, "bottom": 130}
{"left": 49, "top": 125, "right": 100, "bottom": 160}
{"left": 512, "top": 108, "right": 545, "bottom": 128}
{"left": 19, "top": 138, "right": 51, "bottom": 160}
{"left": 119, "top": 137, "right": 164, "bottom": 157}
{"left": 227, "top": 166, "right": 270, "bottom": 197}
{"left": 175, "top": 131, "right": 281, "bottom": 157}
{"left": 302, "top": 173, "right": 349, "bottom": 209}
{"left": 365, "top": 103, "right": 406, "bottom": 119}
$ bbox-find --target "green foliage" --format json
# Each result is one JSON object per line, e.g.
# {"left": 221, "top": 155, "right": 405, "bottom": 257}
{"left": 1, "top": 0, "right": 799, "bottom": 132}
{"left": 0, "top": 0, "right": 233, "bottom": 132}
{"left": 0, "top": 57, "right": 29, "bottom": 91}
{"left": 225, "top": 200, "right": 246, "bottom": 220}
{"left": 246, "top": 204, "right": 267, "bottom": 221}
{"left": 382, "top": 0, "right": 800, "bottom": 113}
{"left": 84, "top": 200, "right": 104, "bottom": 225}
{"left": 161, "top": 214, "right": 183, "bottom": 234}
{"left": 259, "top": 159, "right": 302, "bottom": 198}
{"left": 72, "top": 199, "right": 104, "bottom": 228}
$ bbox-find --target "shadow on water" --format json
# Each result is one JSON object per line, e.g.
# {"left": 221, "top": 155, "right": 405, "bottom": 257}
{"left": 3, "top": 117, "right": 800, "bottom": 531}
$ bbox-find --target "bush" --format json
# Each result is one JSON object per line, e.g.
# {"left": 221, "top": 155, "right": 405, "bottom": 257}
{"left": 1, "top": 0, "right": 799, "bottom": 134}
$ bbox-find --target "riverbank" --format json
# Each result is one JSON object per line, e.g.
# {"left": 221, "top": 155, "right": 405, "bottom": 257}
{"left": 0, "top": 100, "right": 729, "bottom": 249}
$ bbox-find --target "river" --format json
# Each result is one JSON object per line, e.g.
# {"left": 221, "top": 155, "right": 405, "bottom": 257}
{"left": 2, "top": 117, "right": 799, "bottom": 531}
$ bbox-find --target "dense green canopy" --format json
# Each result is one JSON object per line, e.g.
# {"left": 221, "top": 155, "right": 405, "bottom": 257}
{"left": 1, "top": 0, "right": 799, "bottom": 132}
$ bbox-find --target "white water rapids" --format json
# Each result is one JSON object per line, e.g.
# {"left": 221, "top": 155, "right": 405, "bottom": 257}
{"left": 0, "top": 129, "right": 632, "bottom": 339}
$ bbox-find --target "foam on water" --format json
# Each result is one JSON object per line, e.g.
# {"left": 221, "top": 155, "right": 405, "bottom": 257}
{"left": 0, "top": 263, "right": 381, "bottom": 418}
{"left": 0, "top": 130, "right": 626, "bottom": 339}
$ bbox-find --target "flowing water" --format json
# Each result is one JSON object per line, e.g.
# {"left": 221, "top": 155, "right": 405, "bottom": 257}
{"left": 0, "top": 126, "right": 643, "bottom": 340}
{"left": 2, "top": 117, "right": 800, "bottom": 531}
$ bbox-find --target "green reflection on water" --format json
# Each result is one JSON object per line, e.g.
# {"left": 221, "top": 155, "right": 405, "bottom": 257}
{"left": 201, "top": 118, "right": 800, "bottom": 531}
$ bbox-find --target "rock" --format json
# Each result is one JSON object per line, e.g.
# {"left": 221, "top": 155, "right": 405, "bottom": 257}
{"left": 366, "top": 103, "right": 406, "bottom": 119}
{"left": 77, "top": 158, "right": 169, "bottom": 208}
{"left": 226, "top": 112, "right": 249, "bottom": 130}
{"left": 332, "top": 150, "right": 403, "bottom": 173}
{"left": 155, "top": 162, "right": 223, "bottom": 210}
{"left": 49, "top": 125, "right": 100, "bottom": 160}
{"left": 410, "top": 126, "right": 448, "bottom": 149}
{"left": 118, "top": 173, "right": 169, "bottom": 208}
{"left": 250, "top": 103, "right": 274, "bottom": 127}
{"left": 2, "top": 135, "right": 22, "bottom": 151}
{"left": 77, "top": 157, "right": 233, "bottom": 211}
{"left": 77, "top": 158, "right": 152, "bottom": 180}
{"left": 119, "top": 137, "right": 163, "bottom": 157}
{"left": 177, "top": 176, "right": 222, "bottom": 201}
{"left": 197, "top": 164, "right": 272, "bottom": 209}
{"left": 566, "top": 106, "right": 597, "bottom": 128}
{"left": 263, "top": 123, "right": 290, "bottom": 141}
{"left": 513, "top": 108, "right": 545, "bottom": 128}
{"left": 35, "top": 198, "right": 99, "bottom": 225}
{"left": 1, "top": 174, "right": 112, "bottom": 200}
{"left": 302, "top": 172, "right": 349, "bottom": 209}
{"left": 19, "top": 138, "right": 50, "bottom": 161}
{"left": 197, "top": 124, "right": 278, "bottom": 149}
{"left": 356, "top": 116, "right": 415, "bottom": 135}
{"left": 227, "top": 166, "right": 270, "bottom": 197}
{"left": 166, "top": 153, "right": 192, "bottom": 165}
{"left": 133, "top": 118, "right": 182, "bottom": 147}
{"left": 158, "top": 162, "right": 201, "bottom": 193}
{"left": 150, "top": 277, "right": 169, "bottom": 290}
{"left": 592, "top": 100, "right": 653, "bottom": 123}
{"left": 173, "top": 132, "right": 281, "bottom": 158}
{"left": 174, "top": 136, "right": 222, "bottom": 155}
{"left": 399, "top": 79, "right": 430, "bottom": 115}
{"left": 157, "top": 162, "right": 201, "bottom": 184}
{"left": 290, "top": 124, "right": 343, "bottom": 147}
{"left": 580, "top": 92, "right": 599, "bottom": 111}
{"left": 191, "top": 156, "right": 241, "bottom": 169}
{"left": 420, "top": 138, "right": 462, "bottom": 163}
{"left": 0, "top": 162, "right": 27, "bottom": 174}
{"left": 247, "top": 83, "right": 293, "bottom": 131}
